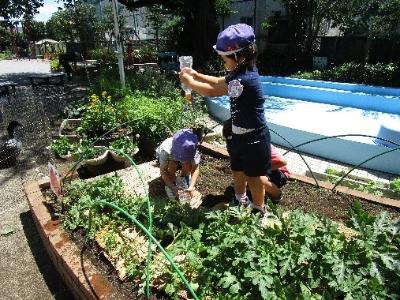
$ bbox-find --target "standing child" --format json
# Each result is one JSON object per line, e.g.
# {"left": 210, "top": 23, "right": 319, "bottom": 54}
{"left": 223, "top": 118, "right": 289, "bottom": 199}
{"left": 179, "top": 23, "right": 276, "bottom": 215}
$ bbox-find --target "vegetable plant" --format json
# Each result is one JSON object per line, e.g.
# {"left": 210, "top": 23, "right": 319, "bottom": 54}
{"left": 389, "top": 178, "right": 400, "bottom": 196}
{"left": 78, "top": 92, "right": 120, "bottom": 137}
{"left": 50, "top": 136, "right": 73, "bottom": 157}
{"left": 121, "top": 91, "right": 206, "bottom": 144}
{"left": 110, "top": 137, "right": 138, "bottom": 155}
{"left": 71, "top": 139, "right": 102, "bottom": 160}
{"left": 60, "top": 175, "right": 400, "bottom": 299}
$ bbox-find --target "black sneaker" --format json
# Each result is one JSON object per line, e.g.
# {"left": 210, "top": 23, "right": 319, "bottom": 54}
{"left": 224, "top": 185, "right": 236, "bottom": 203}
{"left": 251, "top": 207, "right": 265, "bottom": 216}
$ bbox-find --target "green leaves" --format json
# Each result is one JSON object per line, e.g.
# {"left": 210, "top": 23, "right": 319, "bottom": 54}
{"left": 122, "top": 90, "right": 205, "bottom": 144}
{"left": 218, "top": 271, "right": 241, "bottom": 294}
{"left": 62, "top": 176, "right": 400, "bottom": 299}
{"left": 50, "top": 136, "right": 73, "bottom": 157}
{"left": 293, "top": 62, "right": 400, "bottom": 87}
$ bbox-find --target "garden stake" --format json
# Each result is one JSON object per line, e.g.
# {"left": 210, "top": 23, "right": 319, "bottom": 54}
{"left": 269, "top": 128, "right": 319, "bottom": 187}
{"left": 333, "top": 146, "right": 400, "bottom": 191}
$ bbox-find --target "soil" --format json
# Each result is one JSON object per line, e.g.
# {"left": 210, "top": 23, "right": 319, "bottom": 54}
{"left": 196, "top": 154, "right": 400, "bottom": 222}
{"left": 50, "top": 152, "right": 400, "bottom": 299}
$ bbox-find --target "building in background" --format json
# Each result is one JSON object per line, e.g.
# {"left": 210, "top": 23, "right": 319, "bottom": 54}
{"left": 218, "top": 0, "right": 287, "bottom": 53}
{"left": 87, "top": 0, "right": 152, "bottom": 41}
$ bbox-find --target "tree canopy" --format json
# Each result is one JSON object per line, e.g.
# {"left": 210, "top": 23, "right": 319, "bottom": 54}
{"left": 330, "top": 0, "right": 400, "bottom": 38}
{"left": 0, "top": 0, "right": 43, "bottom": 20}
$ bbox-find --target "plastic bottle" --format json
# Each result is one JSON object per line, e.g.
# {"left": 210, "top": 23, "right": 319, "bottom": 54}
{"left": 178, "top": 56, "right": 193, "bottom": 103}
{"left": 176, "top": 175, "right": 190, "bottom": 202}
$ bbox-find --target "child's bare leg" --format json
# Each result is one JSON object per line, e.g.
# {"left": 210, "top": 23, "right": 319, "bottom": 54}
{"left": 180, "top": 161, "right": 192, "bottom": 177}
{"left": 260, "top": 176, "right": 281, "bottom": 200}
{"left": 232, "top": 171, "right": 247, "bottom": 194}
{"left": 246, "top": 176, "right": 265, "bottom": 207}
{"left": 167, "top": 161, "right": 178, "bottom": 181}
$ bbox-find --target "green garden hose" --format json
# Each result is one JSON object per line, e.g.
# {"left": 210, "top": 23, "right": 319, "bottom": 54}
{"left": 332, "top": 146, "right": 400, "bottom": 190}
{"left": 95, "top": 200, "right": 200, "bottom": 300}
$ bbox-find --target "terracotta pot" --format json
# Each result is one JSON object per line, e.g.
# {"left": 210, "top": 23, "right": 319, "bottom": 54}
{"left": 59, "top": 119, "right": 81, "bottom": 143}
{"left": 77, "top": 147, "right": 139, "bottom": 179}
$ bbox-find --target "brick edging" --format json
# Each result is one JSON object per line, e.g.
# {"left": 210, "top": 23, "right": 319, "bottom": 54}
{"left": 200, "top": 142, "right": 400, "bottom": 210}
{"left": 24, "top": 178, "right": 123, "bottom": 300}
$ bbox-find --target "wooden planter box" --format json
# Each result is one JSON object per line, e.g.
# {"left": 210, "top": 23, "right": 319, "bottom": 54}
{"left": 23, "top": 178, "right": 124, "bottom": 300}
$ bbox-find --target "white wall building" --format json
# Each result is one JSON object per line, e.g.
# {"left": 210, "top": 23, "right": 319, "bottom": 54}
{"left": 88, "top": 0, "right": 153, "bottom": 41}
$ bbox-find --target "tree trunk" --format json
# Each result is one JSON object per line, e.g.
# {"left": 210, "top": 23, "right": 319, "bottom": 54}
{"left": 178, "top": 0, "right": 218, "bottom": 68}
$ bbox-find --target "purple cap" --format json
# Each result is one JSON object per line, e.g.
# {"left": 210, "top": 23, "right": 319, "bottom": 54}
{"left": 171, "top": 129, "right": 198, "bottom": 162}
{"left": 213, "top": 23, "right": 255, "bottom": 55}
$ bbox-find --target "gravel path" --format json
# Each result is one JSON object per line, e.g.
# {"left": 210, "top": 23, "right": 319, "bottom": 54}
{"left": 0, "top": 60, "right": 86, "bottom": 299}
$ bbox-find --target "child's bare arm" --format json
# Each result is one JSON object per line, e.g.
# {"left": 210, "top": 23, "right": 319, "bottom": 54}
{"left": 160, "top": 165, "right": 178, "bottom": 193}
{"left": 180, "top": 72, "right": 227, "bottom": 97}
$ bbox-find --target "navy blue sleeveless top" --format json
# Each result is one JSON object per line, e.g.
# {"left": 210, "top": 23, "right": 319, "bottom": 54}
{"left": 225, "top": 66, "right": 266, "bottom": 129}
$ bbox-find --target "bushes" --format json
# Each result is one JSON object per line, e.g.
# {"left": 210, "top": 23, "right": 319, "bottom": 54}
{"left": 91, "top": 67, "right": 180, "bottom": 101}
{"left": 292, "top": 62, "right": 400, "bottom": 87}
{"left": 0, "top": 50, "right": 13, "bottom": 60}
{"left": 121, "top": 91, "right": 205, "bottom": 144}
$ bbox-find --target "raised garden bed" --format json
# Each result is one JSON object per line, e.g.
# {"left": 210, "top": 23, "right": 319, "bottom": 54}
{"left": 23, "top": 178, "right": 126, "bottom": 300}
{"left": 26, "top": 145, "right": 400, "bottom": 299}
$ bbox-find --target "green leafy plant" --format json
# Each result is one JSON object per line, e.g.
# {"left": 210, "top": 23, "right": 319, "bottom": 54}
{"left": 71, "top": 139, "right": 102, "bottom": 160}
{"left": 390, "top": 178, "right": 400, "bottom": 196}
{"left": 0, "top": 50, "right": 13, "bottom": 60}
{"left": 60, "top": 175, "right": 400, "bottom": 299}
{"left": 110, "top": 137, "right": 137, "bottom": 155}
{"left": 88, "top": 48, "right": 104, "bottom": 61}
{"left": 63, "top": 100, "right": 87, "bottom": 118}
{"left": 293, "top": 62, "right": 400, "bottom": 87}
{"left": 50, "top": 58, "right": 60, "bottom": 72}
{"left": 78, "top": 92, "right": 119, "bottom": 137}
{"left": 121, "top": 91, "right": 206, "bottom": 144}
{"left": 325, "top": 167, "right": 387, "bottom": 197}
{"left": 50, "top": 136, "right": 73, "bottom": 157}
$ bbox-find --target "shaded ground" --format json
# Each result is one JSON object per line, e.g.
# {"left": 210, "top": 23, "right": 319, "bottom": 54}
{"left": 0, "top": 60, "right": 89, "bottom": 300}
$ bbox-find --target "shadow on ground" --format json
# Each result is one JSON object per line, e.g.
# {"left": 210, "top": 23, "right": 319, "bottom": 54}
{"left": 20, "top": 211, "right": 75, "bottom": 299}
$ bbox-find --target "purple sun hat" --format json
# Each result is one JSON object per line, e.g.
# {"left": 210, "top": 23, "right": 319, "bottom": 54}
{"left": 213, "top": 23, "right": 255, "bottom": 55}
{"left": 171, "top": 129, "right": 198, "bottom": 162}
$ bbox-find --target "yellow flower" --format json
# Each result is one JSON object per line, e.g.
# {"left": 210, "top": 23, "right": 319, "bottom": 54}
{"left": 102, "top": 91, "right": 107, "bottom": 97}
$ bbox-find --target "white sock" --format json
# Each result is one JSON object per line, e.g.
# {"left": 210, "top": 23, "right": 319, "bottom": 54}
{"left": 235, "top": 192, "right": 247, "bottom": 202}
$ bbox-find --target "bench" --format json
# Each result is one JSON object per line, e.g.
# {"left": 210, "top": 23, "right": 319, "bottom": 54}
{"left": 28, "top": 73, "right": 65, "bottom": 89}
{"left": 126, "top": 62, "right": 158, "bottom": 71}
{"left": 0, "top": 80, "right": 17, "bottom": 121}
{"left": 0, "top": 80, "right": 17, "bottom": 97}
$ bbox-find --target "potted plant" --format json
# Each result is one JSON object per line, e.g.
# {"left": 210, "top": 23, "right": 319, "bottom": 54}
{"left": 59, "top": 118, "right": 81, "bottom": 143}
{"left": 109, "top": 137, "right": 139, "bottom": 165}
{"left": 49, "top": 136, "right": 74, "bottom": 160}
{"left": 77, "top": 92, "right": 123, "bottom": 139}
